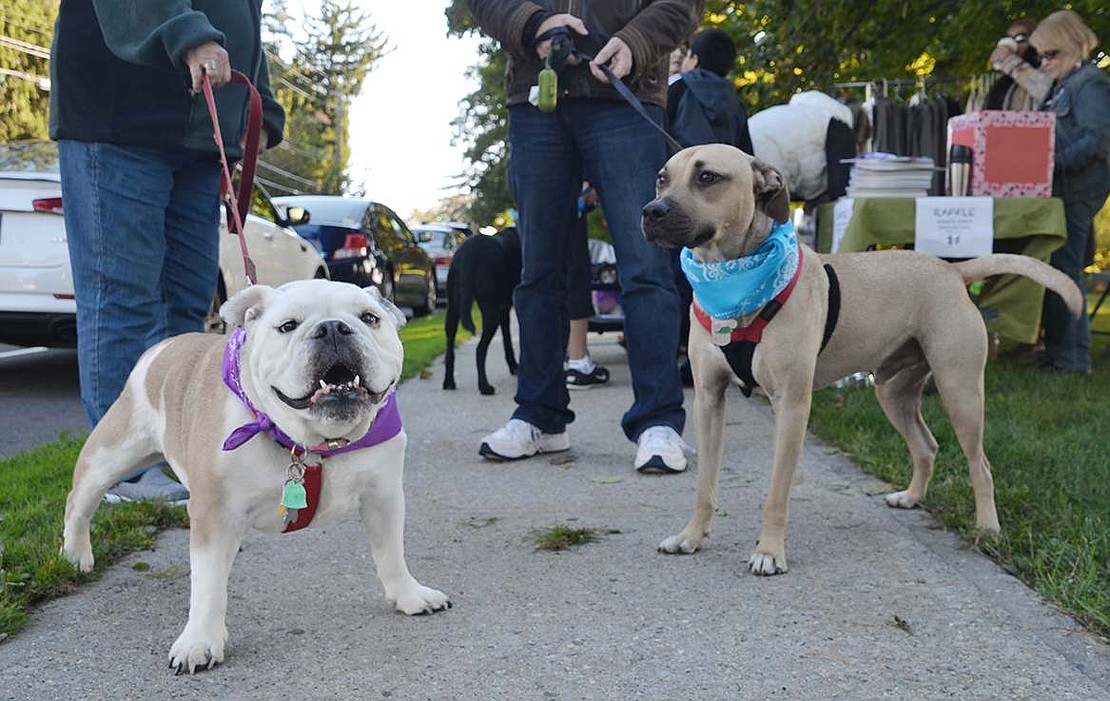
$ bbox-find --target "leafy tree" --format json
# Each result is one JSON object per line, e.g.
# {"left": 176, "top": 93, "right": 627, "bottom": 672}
{"left": 263, "top": 0, "right": 387, "bottom": 195}
{"left": 0, "top": 2, "right": 55, "bottom": 141}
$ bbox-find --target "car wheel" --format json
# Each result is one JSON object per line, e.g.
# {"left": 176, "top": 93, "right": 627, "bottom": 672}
{"left": 205, "top": 278, "right": 228, "bottom": 335}
{"left": 413, "top": 273, "right": 437, "bottom": 317}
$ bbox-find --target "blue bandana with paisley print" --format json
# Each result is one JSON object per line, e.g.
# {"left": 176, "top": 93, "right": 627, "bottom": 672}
{"left": 680, "top": 220, "right": 799, "bottom": 320}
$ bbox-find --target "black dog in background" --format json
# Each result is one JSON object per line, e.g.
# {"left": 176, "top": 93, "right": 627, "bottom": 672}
{"left": 443, "top": 226, "right": 522, "bottom": 395}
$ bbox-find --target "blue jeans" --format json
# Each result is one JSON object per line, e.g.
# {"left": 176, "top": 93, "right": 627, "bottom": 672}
{"left": 507, "top": 100, "right": 685, "bottom": 441}
{"left": 58, "top": 140, "right": 221, "bottom": 427}
{"left": 1042, "top": 196, "right": 1099, "bottom": 372}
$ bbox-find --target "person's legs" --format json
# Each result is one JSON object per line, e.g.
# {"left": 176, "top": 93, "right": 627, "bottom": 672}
{"left": 149, "top": 153, "right": 221, "bottom": 347}
{"left": 571, "top": 100, "right": 685, "bottom": 441}
{"left": 1042, "top": 197, "right": 1097, "bottom": 373}
{"left": 564, "top": 205, "right": 610, "bottom": 388}
{"left": 480, "top": 105, "right": 580, "bottom": 460}
{"left": 59, "top": 141, "right": 173, "bottom": 427}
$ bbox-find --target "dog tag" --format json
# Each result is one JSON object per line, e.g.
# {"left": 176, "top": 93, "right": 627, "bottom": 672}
{"left": 282, "top": 479, "right": 308, "bottom": 510}
{"left": 283, "top": 507, "right": 300, "bottom": 527}
{"left": 710, "top": 317, "right": 738, "bottom": 346}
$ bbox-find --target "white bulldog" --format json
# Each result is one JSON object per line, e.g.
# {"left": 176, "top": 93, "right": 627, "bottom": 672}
{"left": 62, "top": 279, "right": 449, "bottom": 674}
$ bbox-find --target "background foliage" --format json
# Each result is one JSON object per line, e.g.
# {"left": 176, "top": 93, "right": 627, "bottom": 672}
{"left": 0, "top": 1, "right": 55, "bottom": 141}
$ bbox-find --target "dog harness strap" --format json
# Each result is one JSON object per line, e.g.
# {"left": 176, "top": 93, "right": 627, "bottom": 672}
{"left": 721, "top": 342, "right": 758, "bottom": 397}
{"left": 282, "top": 463, "right": 322, "bottom": 533}
{"left": 821, "top": 264, "right": 841, "bottom": 353}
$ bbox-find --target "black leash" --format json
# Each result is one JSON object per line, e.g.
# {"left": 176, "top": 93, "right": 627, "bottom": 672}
{"left": 592, "top": 59, "right": 685, "bottom": 153}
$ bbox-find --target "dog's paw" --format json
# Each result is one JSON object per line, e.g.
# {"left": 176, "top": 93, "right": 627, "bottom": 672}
{"left": 394, "top": 585, "right": 451, "bottom": 616}
{"left": 479, "top": 384, "right": 496, "bottom": 396}
{"left": 658, "top": 532, "right": 706, "bottom": 554}
{"left": 442, "top": 379, "right": 456, "bottom": 390}
{"left": 168, "top": 626, "right": 227, "bottom": 675}
{"left": 883, "top": 490, "right": 920, "bottom": 510}
{"left": 508, "top": 364, "right": 518, "bottom": 376}
{"left": 748, "top": 551, "right": 788, "bottom": 576}
{"left": 60, "top": 541, "right": 94, "bottom": 573}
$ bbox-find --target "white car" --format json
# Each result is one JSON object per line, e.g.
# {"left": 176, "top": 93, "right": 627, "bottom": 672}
{"left": 0, "top": 141, "right": 328, "bottom": 346}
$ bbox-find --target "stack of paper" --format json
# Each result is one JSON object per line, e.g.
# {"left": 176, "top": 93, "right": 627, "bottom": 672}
{"left": 842, "top": 155, "right": 939, "bottom": 198}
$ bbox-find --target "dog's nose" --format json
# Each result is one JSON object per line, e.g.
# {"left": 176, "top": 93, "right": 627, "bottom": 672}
{"left": 642, "top": 200, "right": 671, "bottom": 221}
{"left": 311, "top": 320, "right": 354, "bottom": 340}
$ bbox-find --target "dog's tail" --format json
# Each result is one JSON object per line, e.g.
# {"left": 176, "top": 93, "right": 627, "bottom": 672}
{"left": 954, "top": 254, "right": 1083, "bottom": 318}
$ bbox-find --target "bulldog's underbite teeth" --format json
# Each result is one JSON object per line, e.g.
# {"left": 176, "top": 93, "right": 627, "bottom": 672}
{"left": 274, "top": 364, "right": 376, "bottom": 410}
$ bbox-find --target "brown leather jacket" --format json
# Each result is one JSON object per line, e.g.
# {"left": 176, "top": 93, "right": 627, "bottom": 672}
{"left": 466, "top": 0, "right": 703, "bottom": 107}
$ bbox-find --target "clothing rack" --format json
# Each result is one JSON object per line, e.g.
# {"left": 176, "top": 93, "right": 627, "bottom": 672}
{"left": 834, "top": 76, "right": 979, "bottom": 101}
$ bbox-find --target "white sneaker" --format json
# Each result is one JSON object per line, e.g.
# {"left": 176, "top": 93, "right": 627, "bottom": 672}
{"left": 479, "top": 418, "right": 570, "bottom": 461}
{"left": 634, "top": 426, "right": 691, "bottom": 474}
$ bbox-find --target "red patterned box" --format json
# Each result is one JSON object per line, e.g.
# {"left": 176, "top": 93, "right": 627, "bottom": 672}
{"left": 947, "top": 110, "right": 1055, "bottom": 197}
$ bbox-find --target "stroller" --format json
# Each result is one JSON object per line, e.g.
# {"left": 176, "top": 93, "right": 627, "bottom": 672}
{"left": 586, "top": 238, "right": 623, "bottom": 333}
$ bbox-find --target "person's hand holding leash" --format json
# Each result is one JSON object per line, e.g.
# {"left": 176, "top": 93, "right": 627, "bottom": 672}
{"left": 185, "top": 40, "right": 230, "bottom": 92}
{"left": 590, "top": 37, "right": 632, "bottom": 83}
{"left": 534, "top": 14, "right": 588, "bottom": 64}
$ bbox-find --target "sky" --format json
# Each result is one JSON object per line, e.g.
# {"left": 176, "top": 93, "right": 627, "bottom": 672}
{"left": 346, "top": 1, "right": 483, "bottom": 220}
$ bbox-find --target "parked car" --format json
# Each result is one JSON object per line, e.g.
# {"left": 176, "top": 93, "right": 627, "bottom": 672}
{"left": 272, "top": 195, "right": 437, "bottom": 316}
{"left": 417, "top": 220, "right": 477, "bottom": 239}
{"left": 0, "top": 140, "right": 329, "bottom": 347}
{"left": 411, "top": 224, "right": 469, "bottom": 298}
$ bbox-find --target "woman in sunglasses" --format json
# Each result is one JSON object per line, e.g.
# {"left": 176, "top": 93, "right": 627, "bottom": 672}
{"left": 986, "top": 19, "right": 1052, "bottom": 110}
{"left": 1029, "top": 10, "right": 1110, "bottom": 374}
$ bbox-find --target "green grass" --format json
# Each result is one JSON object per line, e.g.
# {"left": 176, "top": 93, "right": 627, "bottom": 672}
{"left": 0, "top": 311, "right": 462, "bottom": 640}
{"left": 808, "top": 350, "right": 1110, "bottom": 639}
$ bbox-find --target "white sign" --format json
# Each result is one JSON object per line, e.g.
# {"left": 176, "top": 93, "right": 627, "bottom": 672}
{"left": 831, "top": 197, "right": 854, "bottom": 253}
{"left": 914, "top": 197, "right": 994, "bottom": 258}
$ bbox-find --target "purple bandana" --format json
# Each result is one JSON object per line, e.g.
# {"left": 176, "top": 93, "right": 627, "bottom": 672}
{"left": 221, "top": 327, "right": 402, "bottom": 456}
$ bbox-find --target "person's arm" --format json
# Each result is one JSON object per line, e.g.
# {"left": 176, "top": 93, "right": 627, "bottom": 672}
{"left": 989, "top": 48, "right": 1052, "bottom": 106}
{"left": 666, "top": 76, "right": 686, "bottom": 126}
{"left": 611, "top": 0, "right": 703, "bottom": 83}
{"left": 91, "top": 0, "right": 224, "bottom": 68}
{"left": 1055, "top": 77, "right": 1110, "bottom": 173}
{"left": 465, "top": 0, "right": 548, "bottom": 57}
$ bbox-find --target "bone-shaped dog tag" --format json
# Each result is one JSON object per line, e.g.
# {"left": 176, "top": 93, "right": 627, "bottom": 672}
{"left": 710, "top": 317, "right": 738, "bottom": 346}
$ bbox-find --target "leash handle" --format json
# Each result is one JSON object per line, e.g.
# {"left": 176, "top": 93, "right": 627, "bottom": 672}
{"left": 201, "top": 69, "right": 261, "bottom": 286}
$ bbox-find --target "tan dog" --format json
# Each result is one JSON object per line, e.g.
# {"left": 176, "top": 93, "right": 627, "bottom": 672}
{"left": 642, "top": 144, "right": 1082, "bottom": 575}
{"left": 62, "top": 280, "right": 449, "bottom": 673}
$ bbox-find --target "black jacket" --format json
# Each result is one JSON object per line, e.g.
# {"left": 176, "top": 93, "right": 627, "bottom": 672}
{"left": 666, "top": 69, "right": 753, "bottom": 153}
{"left": 466, "top": 0, "right": 703, "bottom": 108}
{"left": 49, "top": 0, "right": 284, "bottom": 160}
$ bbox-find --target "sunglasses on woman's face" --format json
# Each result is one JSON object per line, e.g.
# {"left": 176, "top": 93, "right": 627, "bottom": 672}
{"left": 1041, "top": 50, "right": 1062, "bottom": 60}
{"left": 1007, "top": 33, "right": 1029, "bottom": 43}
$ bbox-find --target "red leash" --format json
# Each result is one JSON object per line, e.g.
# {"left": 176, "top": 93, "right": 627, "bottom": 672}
{"left": 201, "top": 70, "right": 262, "bottom": 285}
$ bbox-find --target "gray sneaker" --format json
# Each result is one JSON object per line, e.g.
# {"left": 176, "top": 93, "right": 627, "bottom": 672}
{"left": 104, "top": 464, "right": 189, "bottom": 505}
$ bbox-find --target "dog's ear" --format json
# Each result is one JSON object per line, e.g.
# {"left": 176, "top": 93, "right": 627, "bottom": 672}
{"left": 751, "top": 158, "right": 791, "bottom": 224}
{"left": 364, "top": 286, "right": 407, "bottom": 329}
{"left": 220, "top": 285, "right": 277, "bottom": 328}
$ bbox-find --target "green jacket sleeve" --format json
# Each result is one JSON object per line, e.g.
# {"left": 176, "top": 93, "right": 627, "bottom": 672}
{"left": 91, "top": 0, "right": 225, "bottom": 67}
{"left": 256, "top": 54, "right": 285, "bottom": 149}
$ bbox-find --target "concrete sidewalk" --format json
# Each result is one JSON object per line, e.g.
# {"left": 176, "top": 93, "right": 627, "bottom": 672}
{"left": 1, "top": 333, "right": 1107, "bottom": 700}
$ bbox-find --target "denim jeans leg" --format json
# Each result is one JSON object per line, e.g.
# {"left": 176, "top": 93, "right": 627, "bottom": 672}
{"left": 1043, "top": 197, "right": 1096, "bottom": 372}
{"left": 507, "top": 105, "right": 582, "bottom": 433}
{"left": 570, "top": 100, "right": 685, "bottom": 440}
{"left": 148, "top": 155, "right": 221, "bottom": 347}
{"left": 59, "top": 141, "right": 175, "bottom": 427}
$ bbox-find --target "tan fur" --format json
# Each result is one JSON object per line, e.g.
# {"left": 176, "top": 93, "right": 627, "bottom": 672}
{"left": 647, "top": 145, "right": 1081, "bottom": 575}
{"left": 61, "top": 280, "right": 449, "bottom": 673}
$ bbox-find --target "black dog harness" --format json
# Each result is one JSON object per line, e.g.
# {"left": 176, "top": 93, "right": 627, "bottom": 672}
{"left": 692, "top": 253, "right": 841, "bottom": 397}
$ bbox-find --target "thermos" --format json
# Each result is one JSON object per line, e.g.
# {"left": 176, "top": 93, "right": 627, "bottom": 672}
{"left": 947, "top": 144, "right": 972, "bottom": 197}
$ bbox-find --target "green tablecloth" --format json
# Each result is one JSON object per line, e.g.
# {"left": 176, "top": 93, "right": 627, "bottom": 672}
{"left": 815, "top": 197, "right": 1067, "bottom": 343}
